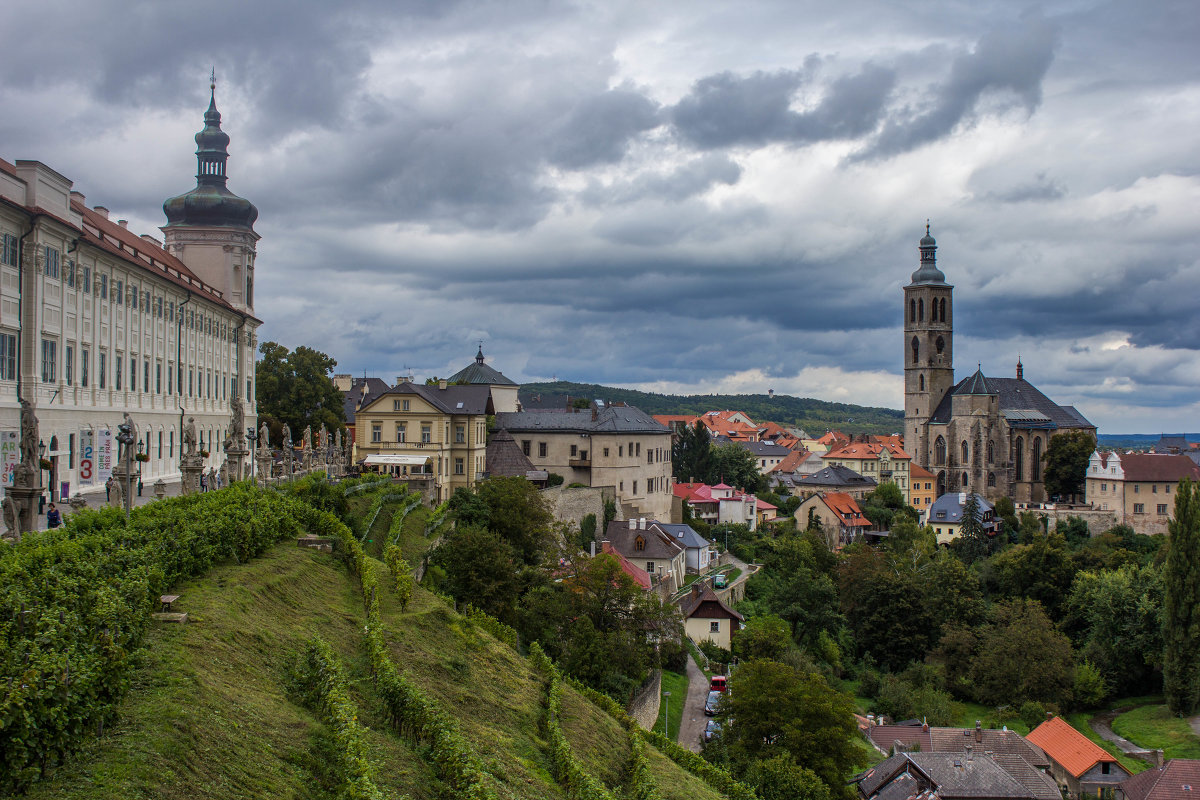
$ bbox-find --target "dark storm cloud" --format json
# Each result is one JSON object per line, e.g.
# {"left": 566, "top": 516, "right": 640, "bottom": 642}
{"left": 670, "top": 61, "right": 895, "bottom": 149}
{"left": 857, "top": 16, "right": 1059, "bottom": 160}
{"left": 547, "top": 88, "right": 662, "bottom": 169}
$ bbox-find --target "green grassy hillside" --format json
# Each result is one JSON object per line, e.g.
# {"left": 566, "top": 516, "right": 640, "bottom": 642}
{"left": 20, "top": 536, "right": 727, "bottom": 800}
{"left": 520, "top": 381, "right": 903, "bottom": 436}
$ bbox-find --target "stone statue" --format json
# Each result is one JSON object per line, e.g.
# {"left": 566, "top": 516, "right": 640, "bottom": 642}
{"left": 229, "top": 392, "right": 245, "bottom": 447}
{"left": 259, "top": 421, "right": 270, "bottom": 452}
{"left": 319, "top": 424, "right": 328, "bottom": 452}
{"left": 2, "top": 496, "right": 20, "bottom": 539}
{"left": 110, "top": 472, "right": 125, "bottom": 508}
{"left": 335, "top": 428, "right": 342, "bottom": 451}
{"left": 281, "top": 422, "right": 292, "bottom": 449}
{"left": 183, "top": 416, "right": 198, "bottom": 457}
{"left": 302, "top": 425, "right": 313, "bottom": 452}
{"left": 117, "top": 412, "right": 135, "bottom": 464}
{"left": 19, "top": 397, "right": 38, "bottom": 471}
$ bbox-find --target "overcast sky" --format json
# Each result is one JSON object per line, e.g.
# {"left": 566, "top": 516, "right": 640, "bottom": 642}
{"left": 3, "top": 0, "right": 1197, "bottom": 434}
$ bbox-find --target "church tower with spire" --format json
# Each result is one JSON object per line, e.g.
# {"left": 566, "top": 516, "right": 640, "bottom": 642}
{"left": 904, "top": 225, "right": 955, "bottom": 466}
{"left": 161, "top": 76, "right": 259, "bottom": 314}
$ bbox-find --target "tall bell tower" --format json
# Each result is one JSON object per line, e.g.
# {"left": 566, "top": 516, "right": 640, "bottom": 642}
{"left": 903, "top": 225, "right": 954, "bottom": 466}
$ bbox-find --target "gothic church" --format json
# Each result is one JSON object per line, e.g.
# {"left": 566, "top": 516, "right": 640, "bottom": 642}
{"left": 903, "top": 228, "right": 1094, "bottom": 503}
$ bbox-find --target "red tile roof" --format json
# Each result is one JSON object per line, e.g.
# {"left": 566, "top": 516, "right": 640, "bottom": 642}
{"left": 1116, "top": 453, "right": 1200, "bottom": 482}
{"left": 911, "top": 464, "right": 935, "bottom": 479}
{"left": 826, "top": 441, "right": 912, "bottom": 461}
{"left": 1121, "top": 760, "right": 1200, "bottom": 800}
{"left": 600, "top": 542, "right": 652, "bottom": 590}
{"left": 821, "top": 492, "right": 870, "bottom": 527}
{"left": 1026, "top": 716, "right": 1119, "bottom": 778}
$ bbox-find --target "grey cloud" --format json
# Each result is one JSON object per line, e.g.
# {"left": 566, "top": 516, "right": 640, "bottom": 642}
{"left": 858, "top": 16, "right": 1058, "bottom": 160}
{"left": 670, "top": 61, "right": 895, "bottom": 149}
{"left": 579, "top": 154, "right": 742, "bottom": 206}
{"left": 975, "top": 172, "right": 1067, "bottom": 203}
{"left": 547, "top": 88, "right": 661, "bottom": 169}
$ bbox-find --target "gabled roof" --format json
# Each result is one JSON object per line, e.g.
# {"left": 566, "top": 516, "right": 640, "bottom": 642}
{"left": 380, "top": 381, "right": 492, "bottom": 415}
{"left": 497, "top": 405, "right": 669, "bottom": 435}
{"left": 857, "top": 751, "right": 1051, "bottom": 800}
{"left": 658, "top": 523, "right": 711, "bottom": 550}
{"left": 1115, "top": 453, "right": 1200, "bottom": 482}
{"left": 599, "top": 542, "right": 652, "bottom": 590}
{"left": 771, "top": 449, "right": 817, "bottom": 473}
{"left": 603, "top": 520, "right": 685, "bottom": 560}
{"left": 679, "top": 582, "right": 743, "bottom": 621}
{"left": 927, "top": 493, "right": 995, "bottom": 525}
{"left": 446, "top": 348, "right": 517, "bottom": 386}
{"left": 911, "top": 463, "right": 936, "bottom": 480}
{"left": 1121, "top": 759, "right": 1200, "bottom": 800}
{"left": 796, "top": 464, "right": 877, "bottom": 490}
{"left": 930, "top": 376, "right": 1093, "bottom": 430}
{"left": 819, "top": 492, "right": 870, "bottom": 527}
{"left": 1026, "top": 716, "right": 1120, "bottom": 779}
{"left": 342, "top": 377, "right": 391, "bottom": 423}
{"left": 826, "top": 440, "right": 912, "bottom": 461}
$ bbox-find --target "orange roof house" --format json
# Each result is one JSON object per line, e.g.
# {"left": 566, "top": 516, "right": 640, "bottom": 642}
{"left": 1121, "top": 760, "right": 1200, "bottom": 800}
{"left": 795, "top": 491, "right": 871, "bottom": 550}
{"left": 910, "top": 464, "right": 937, "bottom": 514}
{"left": 599, "top": 542, "right": 653, "bottom": 591}
{"left": 1026, "top": 716, "right": 1129, "bottom": 797}
{"left": 823, "top": 438, "right": 914, "bottom": 503}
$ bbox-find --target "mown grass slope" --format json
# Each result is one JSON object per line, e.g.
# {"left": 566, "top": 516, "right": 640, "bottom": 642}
{"left": 18, "top": 532, "right": 727, "bottom": 800}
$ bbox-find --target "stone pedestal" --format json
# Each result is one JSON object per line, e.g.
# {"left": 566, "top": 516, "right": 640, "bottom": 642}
{"left": 154, "top": 479, "right": 167, "bottom": 499}
{"left": 6, "top": 484, "right": 42, "bottom": 537}
{"left": 180, "top": 455, "right": 204, "bottom": 496}
{"left": 225, "top": 446, "right": 249, "bottom": 481}
{"left": 111, "top": 464, "right": 139, "bottom": 511}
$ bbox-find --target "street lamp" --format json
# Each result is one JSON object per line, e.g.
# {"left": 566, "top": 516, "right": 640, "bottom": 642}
{"left": 246, "top": 427, "right": 258, "bottom": 479}
{"left": 662, "top": 690, "right": 671, "bottom": 740}
{"left": 116, "top": 416, "right": 135, "bottom": 522}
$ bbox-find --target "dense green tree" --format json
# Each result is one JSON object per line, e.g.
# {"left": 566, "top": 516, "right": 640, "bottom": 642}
{"left": 743, "top": 532, "right": 844, "bottom": 653}
{"left": 255, "top": 341, "right": 346, "bottom": 444}
{"left": 673, "top": 420, "right": 712, "bottom": 483}
{"left": 447, "top": 486, "right": 490, "bottom": 527}
{"left": 1042, "top": 430, "right": 1096, "bottom": 500}
{"left": 994, "top": 496, "right": 1019, "bottom": 541}
{"left": 735, "top": 614, "right": 794, "bottom": 662}
{"left": 861, "top": 482, "right": 917, "bottom": 529}
{"left": 474, "top": 476, "right": 554, "bottom": 564}
{"left": 839, "top": 546, "right": 934, "bottom": 671}
{"left": 970, "top": 599, "right": 1075, "bottom": 707}
{"left": 709, "top": 442, "right": 767, "bottom": 493}
{"left": 742, "top": 756, "right": 832, "bottom": 800}
{"left": 989, "top": 532, "right": 1077, "bottom": 619}
{"left": 1164, "top": 478, "right": 1200, "bottom": 715}
{"left": 430, "top": 525, "right": 522, "bottom": 621}
{"left": 953, "top": 492, "right": 990, "bottom": 564}
{"left": 874, "top": 672, "right": 955, "bottom": 726}
{"left": 1073, "top": 661, "right": 1109, "bottom": 709}
{"left": 1062, "top": 563, "right": 1163, "bottom": 696}
{"left": 724, "top": 660, "right": 859, "bottom": 789}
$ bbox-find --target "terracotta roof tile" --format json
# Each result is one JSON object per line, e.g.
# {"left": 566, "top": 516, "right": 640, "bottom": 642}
{"left": 1115, "top": 453, "right": 1200, "bottom": 482}
{"left": 1121, "top": 760, "right": 1200, "bottom": 800}
{"left": 1026, "top": 716, "right": 1119, "bottom": 778}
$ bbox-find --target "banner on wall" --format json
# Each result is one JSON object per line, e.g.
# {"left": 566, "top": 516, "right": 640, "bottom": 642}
{"left": 79, "top": 429, "right": 115, "bottom": 487}
{"left": 1, "top": 430, "right": 17, "bottom": 488}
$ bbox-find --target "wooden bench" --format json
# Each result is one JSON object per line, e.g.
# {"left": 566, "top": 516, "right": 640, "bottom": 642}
{"left": 159, "top": 594, "right": 180, "bottom": 613}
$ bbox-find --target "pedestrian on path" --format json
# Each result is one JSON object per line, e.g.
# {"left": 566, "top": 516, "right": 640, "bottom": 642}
{"left": 105, "top": 476, "right": 113, "bottom": 502}
{"left": 46, "top": 503, "right": 62, "bottom": 529}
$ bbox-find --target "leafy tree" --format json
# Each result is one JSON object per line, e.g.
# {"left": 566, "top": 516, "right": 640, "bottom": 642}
{"left": 744, "top": 532, "right": 844, "bottom": 654}
{"left": 474, "top": 476, "right": 554, "bottom": 565}
{"left": 430, "top": 525, "right": 522, "bottom": 621}
{"left": 673, "top": 420, "right": 712, "bottom": 483}
{"left": 255, "top": 341, "right": 346, "bottom": 444}
{"left": 724, "top": 660, "right": 859, "bottom": 789}
{"left": 709, "top": 442, "right": 767, "bottom": 493}
{"left": 447, "top": 486, "right": 490, "bottom": 527}
{"left": 1164, "top": 478, "right": 1200, "bottom": 715}
{"left": 839, "top": 547, "right": 935, "bottom": 671}
{"left": 1042, "top": 430, "right": 1096, "bottom": 500}
{"left": 875, "top": 673, "right": 955, "bottom": 726}
{"left": 861, "top": 482, "right": 916, "bottom": 529}
{"left": 742, "top": 756, "right": 832, "bottom": 800}
{"left": 735, "top": 614, "right": 794, "bottom": 662}
{"left": 1073, "top": 661, "right": 1109, "bottom": 709}
{"left": 970, "top": 599, "right": 1075, "bottom": 708}
{"left": 994, "top": 496, "right": 1019, "bottom": 541}
{"left": 580, "top": 513, "right": 596, "bottom": 543}
{"left": 953, "top": 493, "right": 990, "bottom": 564}
{"left": 989, "top": 532, "right": 1077, "bottom": 619}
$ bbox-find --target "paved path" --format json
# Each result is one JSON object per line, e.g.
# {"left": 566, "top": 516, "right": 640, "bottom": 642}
{"left": 677, "top": 651, "right": 711, "bottom": 752}
{"left": 1190, "top": 715, "right": 1200, "bottom": 738}
{"left": 1089, "top": 705, "right": 1164, "bottom": 766}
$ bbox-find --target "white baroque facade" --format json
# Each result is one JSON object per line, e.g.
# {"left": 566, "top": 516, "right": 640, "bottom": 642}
{"left": 0, "top": 88, "right": 260, "bottom": 501}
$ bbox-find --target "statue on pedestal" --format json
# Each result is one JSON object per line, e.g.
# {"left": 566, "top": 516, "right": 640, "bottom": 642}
{"left": 183, "top": 416, "right": 198, "bottom": 457}
{"left": 16, "top": 398, "right": 38, "bottom": 488}
{"left": 229, "top": 392, "right": 245, "bottom": 450}
{"left": 2, "top": 496, "right": 21, "bottom": 540}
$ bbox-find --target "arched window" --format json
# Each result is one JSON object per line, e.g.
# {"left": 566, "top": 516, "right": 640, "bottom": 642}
{"left": 910, "top": 299, "right": 916, "bottom": 322}
{"left": 934, "top": 436, "right": 946, "bottom": 466}
{"left": 911, "top": 337, "right": 919, "bottom": 364}
{"left": 940, "top": 298, "right": 947, "bottom": 321}
{"left": 936, "top": 471, "right": 946, "bottom": 497}
{"left": 962, "top": 471, "right": 969, "bottom": 487}
{"left": 1015, "top": 437, "right": 1024, "bottom": 481}
{"left": 936, "top": 336, "right": 945, "bottom": 355}
{"left": 1033, "top": 437, "right": 1043, "bottom": 482}
{"left": 918, "top": 298, "right": 924, "bottom": 321}
{"left": 987, "top": 472, "right": 996, "bottom": 488}
{"left": 987, "top": 440, "right": 994, "bottom": 464}
{"left": 961, "top": 440, "right": 969, "bottom": 464}
{"left": 919, "top": 375, "right": 925, "bottom": 391}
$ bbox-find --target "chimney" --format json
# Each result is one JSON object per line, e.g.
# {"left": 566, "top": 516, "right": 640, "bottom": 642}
{"left": 117, "top": 219, "right": 128, "bottom": 229}
{"left": 965, "top": 744, "right": 973, "bottom": 762}
{"left": 1046, "top": 712, "right": 1053, "bottom": 721}
{"left": 639, "top": 517, "right": 646, "bottom": 530}
{"left": 628, "top": 519, "right": 636, "bottom": 530}
{"left": 94, "top": 205, "right": 109, "bottom": 219}
{"left": 591, "top": 540, "right": 598, "bottom": 557}
{"left": 975, "top": 720, "right": 982, "bottom": 742}
{"left": 438, "top": 379, "right": 447, "bottom": 390}
{"left": 922, "top": 722, "right": 929, "bottom": 732}
{"left": 70, "top": 190, "right": 86, "bottom": 205}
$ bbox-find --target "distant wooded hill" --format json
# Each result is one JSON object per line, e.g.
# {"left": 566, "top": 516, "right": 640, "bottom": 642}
{"left": 518, "top": 381, "right": 905, "bottom": 437}
{"left": 1097, "top": 433, "right": 1199, "bottom": 451}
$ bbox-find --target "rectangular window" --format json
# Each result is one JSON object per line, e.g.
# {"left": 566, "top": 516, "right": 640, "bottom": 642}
{"left": 69, "top": 433, "right": 75, "bottom": 469}
{"left": 538, "top": 442, "right": 547, "bottom": 457}
{"left": 64, "top": 260, "right": 75, "bottom": 288}
{"left": 142, "top": 291, "right": 150, "bottom": 312}
{"left": 156, "top": 363, "right": 162, "bottom": 393}
{"left": 619, "top": 445, "right": 624, "bottom": 457}
{"left": 646, "top": 561, "right": 655, "bottom": 573}
{"left": 116, "top": 355, "right": 123, "bottom": 390}
{"left": 40, "top": 339, "right": 56, "bottom": 382}
{"left": 455, "top": 458, "right": 464, "bottom": 475}
{"left": 144, "top": 360, "right": 150, "bottom": 393}
{"left": 65, "top": 345, "right": 74, "bottom": 385}
{"left": 455, "top": 425, "right": 465, "bottom": 443}
{"left": 82, "top": 265, "right": 92, "bottom": 293}
{"left": 402, "top": 399, "right": 410, "bottom": 411}
{"left": 130, "top": 357, "right": 137, "bottom": 391}
{"left": 421, "top": 424, "right": 432, "bottom": 444}
{"left": 169, "top": 431, "right": 174, "bottom": 458}
{"left": 522, "top": 440, "right": 531, "bottom": 456}
{"left": 158, "top": 432, "right": 163, "bottom": 459}
{"left": 99, "top": 352, "right": 107, "bottom": 388}
{"left": 633, "top": 480, "right": 638, "bottom": 494}
{"left": 710, "top": 621, "right": 720, "bottom": 633}
{"left": 100, "top": 273, "right": 108, "bottom": 300}
{"left": 393, "top": 399, "right": 402, "bottom": 411}
{"left": 155, "top": 297, "right": 163, "bottom": 317}
{"left": 43, "top": 246, "right": 60, "bottom": 278}
{"left": 0, "top": 233, "right": 17, "bottom": 266}
{"left": 115, "top": 279, "right": 123, "bottom": 305}
{"left": 1134, "top": 503, "right": 1145, "bottom": 514}
{"left": 1134, "top": 484, "right": 1140, "bottom": 493}
{"left": 0, "top": 332, "right": 15, "bottom": 380}
{"left": 1101, "top": 483, "right": 1107, "bottom": 491}
{"left": 1157, "top": 504, "right": 1168, "bottom": 515}
{"left": 189, "top": 369, "right": 193, "bottom": 396}
{"left": 396, "top": 423, "right": 406, "bottom": 443}
{"left": 570, "top": 444, "right": 578, "bottom": 456}
{"left": 603, "top": 447, "right": 609, "bottom": 457}
{"left": 168, "top": 300, "right": 174, "bottom": 320}
{"left": 371, "top": 424, "right": 382, "bottom": 443}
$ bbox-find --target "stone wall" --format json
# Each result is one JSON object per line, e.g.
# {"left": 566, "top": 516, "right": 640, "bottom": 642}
{"left": 628, "top": 668, "right": 662, "bottom": 731}
{"left": 542, "top": 485, "right": 619, "bottom": 531}
{"left": 1019, "top": 505, "right": 1119, "bottom": 536}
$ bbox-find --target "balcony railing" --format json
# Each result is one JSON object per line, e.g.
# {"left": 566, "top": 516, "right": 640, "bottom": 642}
{"left": 569, "top": 457, "right": 591, "bottom": 468}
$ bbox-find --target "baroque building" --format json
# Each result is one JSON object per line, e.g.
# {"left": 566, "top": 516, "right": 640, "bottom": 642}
{"left": 0, "top": 83, "right": 260, "bottom": 501}
{"left": 903, "top": 228, "right": 1094, "bottom": 503}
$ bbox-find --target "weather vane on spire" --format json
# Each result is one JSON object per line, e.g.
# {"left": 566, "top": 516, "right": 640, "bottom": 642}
{"left": 926, "top": 219, "right": 930, "bottom": 236}
{"left": 210, "top": 66, "right": 216, "bottom": 90}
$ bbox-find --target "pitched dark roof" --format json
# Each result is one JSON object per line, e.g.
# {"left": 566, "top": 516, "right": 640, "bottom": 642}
{"left": 343, "top": 377, "right": 391, "bottom": 423}
{"left": 484, "top": 429, "right": 538, "bottom": 478}
{"left": 858, "top": 752, "right": 1050, "bottom": 800}
{"left": 959, "top": 368, "right": 995, "bottom": 396}
{"left": 679, "top": 582, "right": 743, "bottom": 621}
{"left": 603, "top": 520, "right": 685, "bottom": 561}
{"left": 1152, "top": 435, "right": 1192, "bottom": 454}
{"left": 930, "top": 376, "right": 1093, "bottom": 430}
{"left": 927, "top": 493, "right": 995, "bottom": 525}
{"left": 928, "top": 728, "right": 1049, "bottom": 769}
{"left": 733, "top": 440, "right": 793, "bottom": 457}
{"left": 1120, "top": 759, "right": 1200, "bottom": 800}
{"left": 497, "top": 405, "right": 669, "bottom": 435}
{"left": 446, "top": 348, "right": 517, "bottom": 386}
{"left": 796, "top": 464, "right": 877, "bottom": 490}
{"left": 382, "top": 382, "right": 492, "bottom": 415}
{"left": 658, "top": 523, "right": 710, "bottom": 550}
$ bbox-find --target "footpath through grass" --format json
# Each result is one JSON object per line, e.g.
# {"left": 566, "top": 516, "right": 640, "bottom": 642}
{"left": 1064, "top": 712, "right": 1150, "bottom": 775}
{"left": 1112, "top": 704, "right": 1200, "bottom": 760}
{"left": 655, "top": 670, "right": 689, "bottom": 742}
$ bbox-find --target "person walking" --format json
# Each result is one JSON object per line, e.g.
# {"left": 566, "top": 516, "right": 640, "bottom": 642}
{"left": 46, "top": 502, "right": 62, "bottom": 529}
{"left": 105, "top": 476, "right": 113, "bottom": 502}
{"left": 199, "top": 472, "right": 207, "bottom": 493}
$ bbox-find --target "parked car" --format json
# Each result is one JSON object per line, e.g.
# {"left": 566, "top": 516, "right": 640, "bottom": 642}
{"left": 704, "top": 690, "right": 722, "bottom": 716}
{"left": 713, "top": 572, "right": 727, "bottom": 589}
{"left": 710, "top": 675, "right": 727, "bottom": 693}
{"left": 703, "top": 719, "right": 722, "bottom": 743}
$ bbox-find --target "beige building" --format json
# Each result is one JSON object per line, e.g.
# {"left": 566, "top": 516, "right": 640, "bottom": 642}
{"left": 1085, "top": 451, "right": 1200, "bottom": 536}
{"left": 603, "top": 518, "right": 687, "bottom": 594}
{"left": 822, "top": 438, "right": 913, "bottom": 502}
{"left": 355, "top": 381, "right": 491, "bottom": 503}
{"left": 0, "top": 88, "right": 259, "bottom": 501}
{"left": 496, "top": 402, "right": 673, "bottom": 518}
{"left": 680, "top": 582, "right": 744, "bottom": 651}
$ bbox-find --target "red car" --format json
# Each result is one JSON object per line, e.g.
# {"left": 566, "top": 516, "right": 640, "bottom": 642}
{"left": 710, "top": 675, "right": 727, "bottom": 693}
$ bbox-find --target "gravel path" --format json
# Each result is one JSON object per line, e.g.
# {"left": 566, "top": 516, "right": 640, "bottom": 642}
{"left": 1089, "top": 705, "right": 1165, "bottom": 766}
{"left": 676, "top": 652, "right": 711, "bottom": 752}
